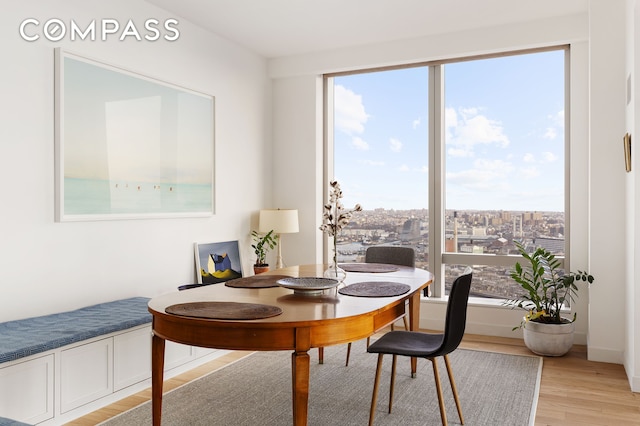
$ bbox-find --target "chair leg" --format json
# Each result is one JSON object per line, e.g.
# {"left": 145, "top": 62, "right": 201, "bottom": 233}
{"left": 369, "top": 354, "right": 384, "bottom": 426}
{"left": 431, "top": 357, "right": 448, "bottom": 426}
{"left": 444, "top": 354, "right": 464, "bottom": 424}
{"left": 318, "top": 347, "right": 324, "bottom": 364}
{"left": 388, "top": 354, "right": 397, "bottom": 413}
{"left": 345, "top": 343, "right": 352, "bottom": 366}
{"left": 402, "top": 314, "right": 409, "bottom": 331}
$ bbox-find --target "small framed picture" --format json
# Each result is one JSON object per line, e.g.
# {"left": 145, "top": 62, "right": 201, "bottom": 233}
{"left": 624, "top": 133, "right": 632, "bottom": 172}
{"left": 194, "top": 241, "right": 243, "bottom": 284}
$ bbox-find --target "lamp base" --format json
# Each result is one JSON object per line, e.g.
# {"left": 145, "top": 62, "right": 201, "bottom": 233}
{"left": 276, "top": 236, "right": 284, "bottom": 269}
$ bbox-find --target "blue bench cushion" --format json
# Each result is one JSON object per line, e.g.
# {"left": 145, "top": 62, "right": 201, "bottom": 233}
{"left": 0, "top": 297, "right": 151, "bottom": 364}
{"left": 0, "top": 417, "right": 32, "bottom": 426}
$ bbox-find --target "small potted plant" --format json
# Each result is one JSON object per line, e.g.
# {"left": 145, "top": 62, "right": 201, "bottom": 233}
{"left": 251, "top": 230, "right": 278, "bottom": 274}
{"left": 504, "top": 240, "right": 594, "bottom": 356}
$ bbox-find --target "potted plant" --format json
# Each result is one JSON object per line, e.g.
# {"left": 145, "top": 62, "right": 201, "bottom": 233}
{"left": 251, "top": 230, "right": 278, "bottom": 274}
{"left": 504, "top": 240, "right": 594, "bottom": 356}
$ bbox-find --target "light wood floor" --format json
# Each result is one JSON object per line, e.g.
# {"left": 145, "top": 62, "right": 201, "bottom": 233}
{"left": 68, "top": 333, "right": 639, "bottom": 426}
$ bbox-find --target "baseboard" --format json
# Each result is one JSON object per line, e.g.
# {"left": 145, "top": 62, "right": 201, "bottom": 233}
{"left": 587, "top": 346, "right": 624, "bottom": 364}
{"left": 420, "top": 299, "right": 589, "bottom": 345}
{"left": 623, "top": 356, "right": 640, "bottom": 392}
{"left": 629, "top": 372, "right": 640, "bottom": 392}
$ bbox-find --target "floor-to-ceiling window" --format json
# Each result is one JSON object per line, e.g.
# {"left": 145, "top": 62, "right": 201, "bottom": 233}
{"left": 326, "top": 47, "right": 567, "bottom": 300}
{"left": 330, "top": 66, "right": 430, "bottom": 269}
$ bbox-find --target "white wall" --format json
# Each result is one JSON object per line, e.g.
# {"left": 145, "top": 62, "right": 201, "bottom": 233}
{"left": 269, "top": 7, "right": 633, "bottom": 370}
{"left": 0, "top": 0, "right": 270, "bottom": 322}
{"left": 587, "top": 0, "right": 628, "bottom": 365}
{"left": 271, "top": 76, "right": 324, "bottom": 267}
{"left": 628, "top": 0, "right": 640, "bottom": 392}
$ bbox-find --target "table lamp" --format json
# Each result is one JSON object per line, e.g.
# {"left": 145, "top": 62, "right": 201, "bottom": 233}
{"left": 258, "top": 209, "right": 299, "bottom": 269}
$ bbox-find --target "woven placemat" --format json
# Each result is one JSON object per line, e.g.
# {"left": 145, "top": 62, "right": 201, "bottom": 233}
{"left": 225, "top": 274, "right": 292, "bottom": 288}
{"left": 339, "top": 263, "right": 400, "bottom": 273}
{"left": 338, "top": 281, "right": 411, "bottom": 297}
{"left": 165, "top": 302, "right": 283, "bottom": 320}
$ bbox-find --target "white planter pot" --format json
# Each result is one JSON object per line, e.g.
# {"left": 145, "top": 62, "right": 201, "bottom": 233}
{"left": 522, "top": 318, "right": 575, "bottom": 356}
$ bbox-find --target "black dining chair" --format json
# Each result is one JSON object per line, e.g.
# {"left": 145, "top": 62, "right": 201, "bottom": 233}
{"left": 364, "top": 246, "right": 415, "bottom": 267}
{"left": 366, "top": 267, "right": 472, "bottom": 426}
{"left": 366, "top": 245, "right": 429, "bottom": 297}
{"left": 344, "top": 246, "right": 415, "bottom": 366}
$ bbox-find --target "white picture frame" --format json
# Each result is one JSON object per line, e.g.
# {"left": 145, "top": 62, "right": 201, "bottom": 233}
{"left": 54, "top": 48, "right": 215, "bottom": 221}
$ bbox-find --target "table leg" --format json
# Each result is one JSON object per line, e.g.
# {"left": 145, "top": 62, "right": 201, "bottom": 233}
{"left": 291, "top": 350, "right": 310, "bottom": 426}
{"left": 152, "top": 332, "right": 166, "bottom": 426}
{"left": 408, "top": 291, "right": 420, "bottom": 377}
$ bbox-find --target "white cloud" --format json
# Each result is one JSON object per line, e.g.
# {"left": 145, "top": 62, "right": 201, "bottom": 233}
{"left": 460, "top": 107, "right": 479, "bottom": 117}
{"left": 389, "top": 138, "right": 403, "bottom": 152}
{"left": 448, "top": 147, "right": 473, "bottom": 158}
{"left": 446, "top": 158, "right": 514, "bottom": 191}
{"left": 523, "top": 151, "right": 557, "bottom": 164}
{"left": 462, "top": 115, "right": 509, "bottom": 147}
{"left": 445, "top": 107, "right": 458, "bottom": 129}
{"left": 412, "top": 118, "right": 421, "bottom": 129}
{"left": 399, "top": 164, "right": 410, "bottom": 172}
{"left": 548, "top": 110, "right": 564, "bottom": 127}
{"left": 520, "top": 166, "right": 540, "bottom": 179}
{"left": 334, "top": 84, "right": 369, "bottom": 135}
{"left": 474, "top": 158, "right": 513, "bottom": 172}
{"left": 445, "top": 106, "right": 510, "bottom": 155}
{"left": 543, "top": 127, "right": 557, "bottom": 140}
{"left": 542, "top": 110, "right": 563, "bottom": 141}
{"left": 359, "top": 159, "right": 384, "bottom": 166}
{"left": 351, "top": 136, "right": 369, "bottom": 151}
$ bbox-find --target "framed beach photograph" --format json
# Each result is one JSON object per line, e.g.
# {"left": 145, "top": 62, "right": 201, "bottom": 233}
{"left": 54, "top": 48, "right": 215, "bottom": 221}
{"left": 194, "top": 241, "right": 244, "bottom": 284}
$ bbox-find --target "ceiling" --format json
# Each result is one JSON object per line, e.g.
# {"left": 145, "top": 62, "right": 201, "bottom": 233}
{"left": 146, "top": 0, "right": 588, "bottom": 58}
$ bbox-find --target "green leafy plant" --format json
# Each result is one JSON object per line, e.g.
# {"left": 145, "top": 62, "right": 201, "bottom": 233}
{"left": 504, "top": 240, "right": 594, "bottom": 330}
{"left": 251, "top": 230, "right": 278, "bottom": 266}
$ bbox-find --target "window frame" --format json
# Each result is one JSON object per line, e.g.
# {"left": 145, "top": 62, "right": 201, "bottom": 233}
{"left": 324, "top": 45, "right": 570, "bottom": 301}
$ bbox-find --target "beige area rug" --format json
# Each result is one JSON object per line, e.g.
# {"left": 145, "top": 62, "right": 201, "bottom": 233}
{"left": 102, "top": 340, "right": 542, "bottom": 426}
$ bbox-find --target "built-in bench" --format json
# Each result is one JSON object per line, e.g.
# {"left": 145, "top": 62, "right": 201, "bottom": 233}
{"left": 0, "top": 297, "right": 228, "bottom": 425}
{"left": 0, "top": 297, "right": 152, "bottom": 364}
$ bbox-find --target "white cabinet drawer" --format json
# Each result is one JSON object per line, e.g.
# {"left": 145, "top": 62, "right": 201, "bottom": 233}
{"left": 0, "top": 354, "right": 54, "bottom": 424}
{"left": 60, "top": 338, "right": 113, "bottom": 413}
{"left": 114, "top": 327, "right": 152, "bottom": 391}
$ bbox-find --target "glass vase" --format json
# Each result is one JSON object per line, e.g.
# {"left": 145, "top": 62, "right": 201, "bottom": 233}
{"left": 323, "top": 263, "right": 347, "bottom": 283}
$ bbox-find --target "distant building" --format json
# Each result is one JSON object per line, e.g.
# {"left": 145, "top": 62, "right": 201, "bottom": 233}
{"left": 400, "top": 218, "right": 421, "bottom": 242}
{"left": 460, "top": 244, "right": 484, "bottom": 254}
{"left": 472, "top": 227, "right": 487, "bottom": 236}
{"left": 535, "top": 237, "right": 565, "bottom": 255}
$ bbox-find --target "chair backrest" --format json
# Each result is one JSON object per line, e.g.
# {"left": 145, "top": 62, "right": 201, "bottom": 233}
{"left": 365, "top": 246, "right": 415, "bottom": 267}
{"left": 435, "top": 267, "right": 473, "bottom": 357}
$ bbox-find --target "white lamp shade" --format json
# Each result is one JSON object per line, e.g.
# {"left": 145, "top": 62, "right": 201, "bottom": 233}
{"left": 258, "top": 209, "right": 299, "bottom": 234}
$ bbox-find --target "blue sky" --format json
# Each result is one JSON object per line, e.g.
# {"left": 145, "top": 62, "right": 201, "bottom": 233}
{"left": 333, "top": 49, "right": 565, "bottom": 213}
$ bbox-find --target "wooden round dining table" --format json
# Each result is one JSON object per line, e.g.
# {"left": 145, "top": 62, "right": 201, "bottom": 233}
{"left": 148, "top": 264, "right": 433, "bottom": 426}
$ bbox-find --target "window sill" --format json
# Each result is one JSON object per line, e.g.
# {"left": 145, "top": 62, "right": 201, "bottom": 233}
{"left": 421, "top": 295, "right": 571, "bottom": 313}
